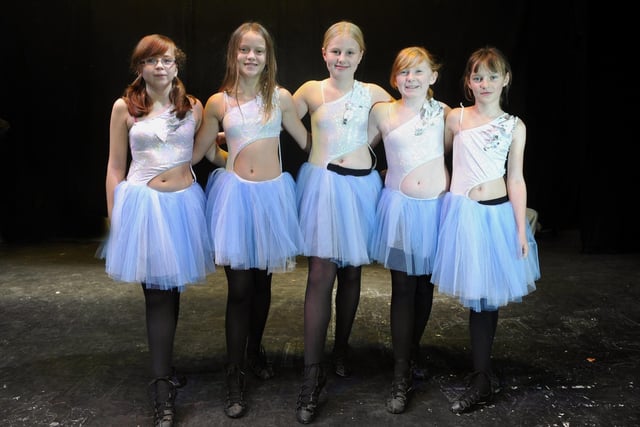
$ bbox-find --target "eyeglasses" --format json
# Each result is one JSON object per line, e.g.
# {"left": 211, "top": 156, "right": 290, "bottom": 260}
{"left": 140, "top": 57, "right": 176, "bottom": 67}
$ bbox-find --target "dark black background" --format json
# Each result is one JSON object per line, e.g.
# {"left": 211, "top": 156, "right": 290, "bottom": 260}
{"left": 1, "top": 1, "right": 625, "bottom": 253}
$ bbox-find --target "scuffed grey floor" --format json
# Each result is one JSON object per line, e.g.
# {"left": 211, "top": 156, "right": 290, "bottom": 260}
{"left": 1, "top": 230, "right": 639, "bottom": 426}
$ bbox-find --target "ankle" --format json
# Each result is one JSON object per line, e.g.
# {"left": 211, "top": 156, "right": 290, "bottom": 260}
{"left": 393, "top": 359, "right": 411, "bottom": 377}
{"left": 469, "top": 370, "right": 492, "bottom": 395}
{"left": 247, "top": 345, "right": 274, "bottom": 380}
{"left": 332, "top": 347, "right": 352, "bottom": 377}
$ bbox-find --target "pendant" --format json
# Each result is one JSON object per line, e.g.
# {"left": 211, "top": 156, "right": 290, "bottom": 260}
{"left": 342, "top": 107, "right": 353, "bottom": 126}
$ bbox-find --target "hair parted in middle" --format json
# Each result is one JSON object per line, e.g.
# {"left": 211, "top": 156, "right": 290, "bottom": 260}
{"left": 220, "top": 22, "right": 278, "bottom": 120}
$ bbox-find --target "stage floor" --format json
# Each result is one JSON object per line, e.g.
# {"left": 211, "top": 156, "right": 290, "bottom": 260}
{"left": 1, "top": 230, "right": 639, "bottom": 426}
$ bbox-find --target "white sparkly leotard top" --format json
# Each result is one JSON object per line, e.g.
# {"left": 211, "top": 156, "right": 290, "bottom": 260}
{"left": 222, "top": 90, "right": 282, "bottom": 171}
{"left": 308, "top": 80, "right": 373, "bottom": 166}
{"left": 382, "top": 98, "right": 445, "bottom": 191}
{"left": 450, "top": 106, "right": 518, "bottom": 197}
{"left": 127, "top": 107, "right": 196, "bottom": 185}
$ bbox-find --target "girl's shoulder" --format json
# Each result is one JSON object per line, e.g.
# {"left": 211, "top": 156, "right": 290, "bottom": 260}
{"left": 276, "top": 86, "right": 294, "bottom": 98}
{"left": 298, "top": 79, "right": 323, "bottom": 92}
{"left": 446, "top": 106, "right": 463, "bottom": 120}
{"left": 361, "top": 81, "right": 393, "bottom": 103}
{"left": 112, "top": 97, "right": 131, "bottom": 117}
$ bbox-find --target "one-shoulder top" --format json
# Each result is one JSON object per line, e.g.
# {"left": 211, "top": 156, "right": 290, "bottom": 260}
{"left": 308, "top": 80, "right": 372, "bottom": 166}
{"left": 382, "top": 98, "right": 445, "bottom": 191}
{"left": 222, "top": 89, "right": 282, "bottom": 171}
{"left": 450, "top": 106, "right": 518, "bottom": 197}
{"left": 127, "top": 107, "right": 196, "bottom": 185}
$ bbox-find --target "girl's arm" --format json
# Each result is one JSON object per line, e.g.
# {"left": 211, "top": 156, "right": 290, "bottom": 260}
{"left": 193, "top": 93, "right": 223, "bottom": 166}
{"left": 292, "top": 81, "right": 313, "bottom": 119}
{"left": 105, "top": 98, "right": 130, "bottom": 219}
{"left": 506, "top": 118, "right": 529, "bottom": 257}
{"left": 280, "top": 88, "right": 311, "bottom": 152}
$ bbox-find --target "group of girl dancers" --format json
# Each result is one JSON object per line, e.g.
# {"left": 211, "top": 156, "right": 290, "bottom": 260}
{"left": 98, "top": 20, "right": 540, "bottom": 427}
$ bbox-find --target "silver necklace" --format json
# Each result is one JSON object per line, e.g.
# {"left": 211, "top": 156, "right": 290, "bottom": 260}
{"left": 341, "top": 85, "right": 356, "bottom": 126}
{"left": 414, "top": 102, "right": 428, "bottom": 136}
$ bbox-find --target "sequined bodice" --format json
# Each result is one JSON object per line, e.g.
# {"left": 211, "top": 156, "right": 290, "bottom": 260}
{"left": 450, "top": 112, "right": 518, "bottom": 196}
{"left": 223, "top": 90, "right": 282, "bottom": 170}
{"left": 127, "top": 108, "right": 195, "bottom": 184}
{"left": 383, "top": 98, "right": 445, "bottom": 191}
{"left": 308, "top": 80, "right": 372, "bottom": 165}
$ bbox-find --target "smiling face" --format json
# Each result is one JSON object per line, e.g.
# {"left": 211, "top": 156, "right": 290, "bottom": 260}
{"left": 236, "top": 30, "right": 267, "bottom": 78}
{"left": 389, "top": 47, "right": 441, "bottom": 101}
{"left": 322, "top": 34, "right": 363, "bottom": 79}
{"left": 395, "top": 59, "right": 437, "bottom": 100}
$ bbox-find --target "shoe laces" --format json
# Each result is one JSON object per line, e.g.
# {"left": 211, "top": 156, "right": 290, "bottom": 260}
{"left": 297, "top": 365, "right": 326, "bottom": 407}
{"left": 391, "top": 375, "right": 412, "bottom": 398}
{"left": 148, "top": 377, "right": 177, "bottom": 426}
{"left": 226, "top": 364, "right": 246, "bottom": 404}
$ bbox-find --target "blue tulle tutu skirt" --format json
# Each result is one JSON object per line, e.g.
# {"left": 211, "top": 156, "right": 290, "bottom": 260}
{"left": 432, "top": 193, "right": 540, "bottom": 311}
{"left": 296, "top": 162, "right": 382, "bottom": 267}
{"left": 370, "top": 189, "right": 443, "bottom": 276}
{"left": 205, "top": 169, "right": 302, "bottom": 273}
{"left": 96, "top": 181, "right": 215, "bottom": 292}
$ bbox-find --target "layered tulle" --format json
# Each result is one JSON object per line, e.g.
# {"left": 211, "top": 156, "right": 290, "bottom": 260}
{"left": 205, "top": 169, "right": 302, "bottom": 273}
{"left": 432, "top": 193, "right": 540, "bottom": 311}
{"left": 370, "top": 189, "right": 443, "bottom": 276}
{"left": 296, "top": 162, "right": 382, "bottom": 267}
{"left": 96, "top": 181, "right": 215, "bottom": 291}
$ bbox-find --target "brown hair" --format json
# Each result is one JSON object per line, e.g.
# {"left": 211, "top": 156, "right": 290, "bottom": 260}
{"left": 123, "top": 34, "right": 192, "bottom": 119}
{"left": 220, "top": 22, "right": 278, "bottom": 120}
{"left": 462, "top": 46, "right": 512, "bottom": 106}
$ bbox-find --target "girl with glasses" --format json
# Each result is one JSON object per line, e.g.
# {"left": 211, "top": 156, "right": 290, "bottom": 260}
{"left": 97, "top": 34, "right": 216, "bottom": 427}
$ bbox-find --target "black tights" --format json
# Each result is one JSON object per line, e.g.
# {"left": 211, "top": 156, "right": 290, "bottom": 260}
{"left": 469, "top": 309, "right": 499, "bottom": 375}
{"left": 224, "top": 267, "right": 272, "bottom": 366}
{"left": 303, "top": 257, "right": 361, "bottom": 365}
{"left": 142, "top": 285, "right": 180, "bottom": 399}
{"left": 389, "top": 270, "right": 434, "bottom": 374}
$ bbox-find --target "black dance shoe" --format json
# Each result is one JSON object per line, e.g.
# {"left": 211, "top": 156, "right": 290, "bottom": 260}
{"left": 148, "top": 377, "right": 179, "bottom": 427}
{"left": 224, "top": 364, "right": 247, "bottom": 418}
{"left": 450, "top": 371, "right": 500, "bottom": 414}
{"left": 295, "top": 364, "right": 327, "bottom": 424}
{"left": 386, "top": 373, "right": 413, "bottom": 414}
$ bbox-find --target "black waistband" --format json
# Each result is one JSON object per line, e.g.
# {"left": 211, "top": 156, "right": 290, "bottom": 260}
{"left": 327, "top": 163, "right": 371, "bottom": 177}
{"left": 478, "top": 195, "right": 509, "bottom": 205}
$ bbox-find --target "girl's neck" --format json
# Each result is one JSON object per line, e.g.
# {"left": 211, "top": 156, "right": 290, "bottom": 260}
{"left": 145, "top": 86, "right": 172, "bottom": 107}
{"left": 399, "top": 95, "right": 426, "bottom": 111}
{"left": 233, "top": 78, "right": 261, "bottom": 100}
{"left": 326, "top": 76, "right": 354, "bottom": 93}
{"left": 472, "top": 102, "right": 503, "bottom": 119}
